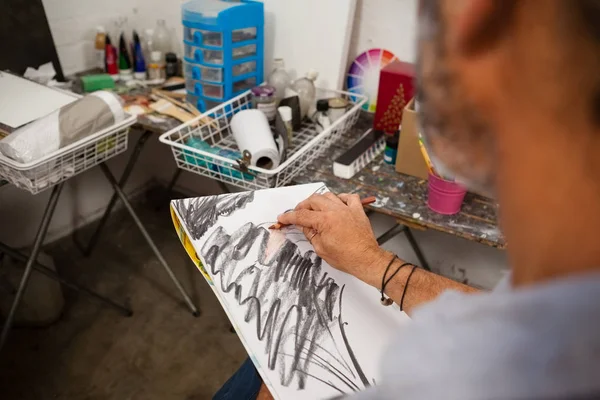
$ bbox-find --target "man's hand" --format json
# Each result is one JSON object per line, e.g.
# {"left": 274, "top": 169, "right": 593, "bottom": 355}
{"left": 277, "top": 193, "right": 391, "bottom": 288}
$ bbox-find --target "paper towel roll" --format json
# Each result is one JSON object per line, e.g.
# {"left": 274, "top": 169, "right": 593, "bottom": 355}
{"left": 230, "top": 109, "right": 280, "bottom": 170}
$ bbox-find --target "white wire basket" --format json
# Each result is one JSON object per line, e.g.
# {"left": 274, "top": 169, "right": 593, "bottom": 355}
{"left": 159, "top": 88, "right": 367, "bottom": 190}
{"left": 0, "top": 115, "right": 136, "bottom": 195}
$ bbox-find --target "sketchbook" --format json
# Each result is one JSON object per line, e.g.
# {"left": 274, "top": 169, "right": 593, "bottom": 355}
{"left": 170, "top": 183, "right": 410, "bottom": 399}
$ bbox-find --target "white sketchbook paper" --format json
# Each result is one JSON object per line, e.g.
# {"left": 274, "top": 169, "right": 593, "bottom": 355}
{"left": 170, "top": 183, "right": 410, "bottom": 399}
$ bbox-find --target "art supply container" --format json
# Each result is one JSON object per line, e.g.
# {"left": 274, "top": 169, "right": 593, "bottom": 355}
{"left": 278, "top": 106, "right": 293, "bottom": 143}
{"left": 427, "top": 172, "right": 467, "bottom": 215}
{"left": 94, "top": 26, "right": 106, "bottom": 70}
{"left": 328, "top": 97, "right": 349, "bottom": 123}
{"left": 165, "top": 52, "right": 178, "bottom": 78}
{"left": 267, "top": 58, "right": 291, "bottom": 104}
{"left": 182, "top": 0, "right": 264, "bottom": 112}
{"left": 383, "top": 131, "right": 399, "bottom": 165}
{"left": 74, "top": 74, "right": 116, "bottom": 93}
{"left": 251, "top": 85, "right": 276, "bottom": 121}
{"left": 291, "top": 69, "right": 318, "bottom": 119}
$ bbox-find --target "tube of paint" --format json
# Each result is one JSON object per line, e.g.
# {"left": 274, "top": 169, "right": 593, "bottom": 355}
{"left": 132, "top": 30, "right": 146, "bottom": 80}
{"left": 105, "top": 34, "right": 118, "bottom": 81}
{"left": 118, "top": 32, "right": 133, "bottom": 81}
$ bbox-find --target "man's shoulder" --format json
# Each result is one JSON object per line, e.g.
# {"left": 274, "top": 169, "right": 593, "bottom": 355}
{"left": 374, "top": 273, "right": 600, "bottom": 400}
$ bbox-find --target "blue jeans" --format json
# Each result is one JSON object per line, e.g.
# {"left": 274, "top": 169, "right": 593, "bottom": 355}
{"left": 213, "top": 358, "right": 262, "bottom": 400}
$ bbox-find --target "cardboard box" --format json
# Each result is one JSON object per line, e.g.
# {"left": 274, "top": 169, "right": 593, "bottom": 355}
{"left": 395, "top": 97, "right": 430, "bottom": 180}
{"left": 373, "top": 61, "right": 415, "bottom": 133}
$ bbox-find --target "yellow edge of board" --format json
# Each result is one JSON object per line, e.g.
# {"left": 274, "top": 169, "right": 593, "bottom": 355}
{"left": 170, "top": 204, "right": 213, "bottom": 285}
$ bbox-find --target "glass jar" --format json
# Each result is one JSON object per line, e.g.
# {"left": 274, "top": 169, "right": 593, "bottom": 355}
{"left": 251, "top": 85, "right": 277, "bottom": 121}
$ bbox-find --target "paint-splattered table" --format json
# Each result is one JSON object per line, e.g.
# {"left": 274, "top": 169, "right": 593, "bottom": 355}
{"left": 293, "top": 114, "right": 505, "bottom": 251}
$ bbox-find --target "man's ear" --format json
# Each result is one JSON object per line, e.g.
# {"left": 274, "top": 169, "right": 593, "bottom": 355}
{"left": 450, "top": 0, "right": 517, "bottom": 55}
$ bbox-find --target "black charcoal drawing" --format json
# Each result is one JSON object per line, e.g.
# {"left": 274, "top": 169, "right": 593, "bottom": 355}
{"left": 174, "top": 191, "right": 371, "bottom": 394}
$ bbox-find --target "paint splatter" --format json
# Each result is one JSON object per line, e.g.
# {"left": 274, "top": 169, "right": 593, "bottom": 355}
{"left": 371, "top": 197, "right": 389, "bottom": 208}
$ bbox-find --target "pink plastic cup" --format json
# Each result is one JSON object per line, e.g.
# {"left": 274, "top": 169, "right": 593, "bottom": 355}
{"left": 427, "top": 172, "right": 467, "bottom": 215}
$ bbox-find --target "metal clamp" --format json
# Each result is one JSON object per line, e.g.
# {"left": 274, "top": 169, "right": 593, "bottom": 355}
{"left": 233, "top": 150, "right": 257, "bottom": 177}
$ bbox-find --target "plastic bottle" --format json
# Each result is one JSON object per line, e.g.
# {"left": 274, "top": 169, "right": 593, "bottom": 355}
{"left": 104, "top": 34, "right": 119, "bottom": 81}
{"left": 291, "top": 69, "right": 318, "bottom": 119}
{"left": 132, "top": 30, "right": 146, "bottom": 80}
{"left": 384, "top": 130, "right": 399, "bottom": 165}
{"left": 152, "top": 19, "right": 171, "bottom": 57}
{"left": 267, "top": 58, "right": 291, "bottom": 104}
{"left": 118, "top": 32, "right": 133, "bottom": 81}
{"left": 94, "top": 26, "right": 106, "bottom": 70}
{"left": 165, "top": 52, "right": 178, "bottom": 78}
{"left": 314, "top": 99, "right": 331, "bottom": 133}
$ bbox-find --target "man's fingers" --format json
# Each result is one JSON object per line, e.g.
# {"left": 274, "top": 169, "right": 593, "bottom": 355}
{"left": 323, "top": 192, "right": 344, "bottom": 205}
{"left": 338, "top": 193, "right": 363, "bottom": 210}
{"left": 294, "top": 194, "right": 336, "bottom": 212}
{"left": 277, "top": 209, "right": 321, "bottom": 230}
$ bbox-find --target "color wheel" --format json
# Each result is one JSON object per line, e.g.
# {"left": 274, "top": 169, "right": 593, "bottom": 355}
{"left": 347, "top": 49, "right": 398, "bottom": 113}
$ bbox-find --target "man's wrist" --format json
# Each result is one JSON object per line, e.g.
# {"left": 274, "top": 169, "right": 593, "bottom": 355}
{"left": 360, "top": 248, "right": 396, "bottom": 289}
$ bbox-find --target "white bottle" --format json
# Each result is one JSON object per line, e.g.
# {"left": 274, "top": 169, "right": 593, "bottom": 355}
{"left": 268, "top": 59, "right": 291, "bottom": 104}
{"left": 291, "top": 69, "right": 319, "bottom": 119}
{"left": 94, "top": 26, "right": 106, "bottom": 70}
{"left": 147, "top": 51, "right": 166, "bottom": 84}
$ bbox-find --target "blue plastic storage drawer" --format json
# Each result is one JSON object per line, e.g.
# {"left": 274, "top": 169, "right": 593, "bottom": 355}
{"left": 184, "top": 60, "right": 256, "bottom": 83}
{"left": 184, "top": 27, "right": 257, "bottom": 47}
{"left": 186, "top": 92, "right": 222, "bottom": 113}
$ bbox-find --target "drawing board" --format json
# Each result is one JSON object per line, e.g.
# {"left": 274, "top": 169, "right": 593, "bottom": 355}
{"left": 0, "top": 72, "right": 76, "bottom": 129}
{"left": 170, "top": 183, "right": 410, "bottom": 399}
{"left": 258, "top": 0, "right": 357, "bottom": 90}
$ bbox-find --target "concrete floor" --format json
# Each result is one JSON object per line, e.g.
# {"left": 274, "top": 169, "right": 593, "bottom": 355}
{"left": 0, "top": 193, "right": 247, "bottom": 400}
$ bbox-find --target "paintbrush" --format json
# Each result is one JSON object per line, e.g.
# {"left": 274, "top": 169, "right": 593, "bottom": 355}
{"left": 269, "top": 196, "right": 378, "bottom": 230}
{"left": 150, "top": 99, "right": 196, "bottom": 122}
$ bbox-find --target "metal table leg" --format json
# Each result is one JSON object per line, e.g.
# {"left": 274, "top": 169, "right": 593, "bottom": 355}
{"left": 377, "top": 224, "right": 407, "bottom": 246}
{"left": 99, "top": 163, "right": 200, "bottom": 317}
{"left": 403, "top": 227, "right": 431, "bottom": 271}
{"left": 376, "top": 224, "right": 431, "bottom": 271}
{"left": 78, "top": 130, "right": 153, "bottom": 256}
{"left": 0, "top": 182, "right": 64, "bottom": 351}
{"left": 0, "top": 242, "right": 132, "bottom": 317}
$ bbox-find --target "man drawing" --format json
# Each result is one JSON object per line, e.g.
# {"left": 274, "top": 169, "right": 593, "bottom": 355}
{"left": 218, "top": 1, "right": 600, "bottom": 398}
